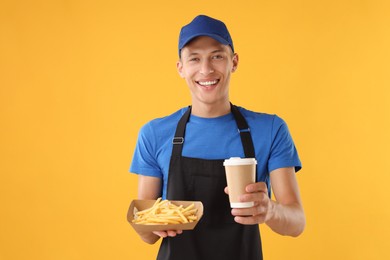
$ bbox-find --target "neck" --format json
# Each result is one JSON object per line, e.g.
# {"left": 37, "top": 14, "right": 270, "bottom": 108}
{"left": 191, "top": 100, "right": 231, "bottom": 118}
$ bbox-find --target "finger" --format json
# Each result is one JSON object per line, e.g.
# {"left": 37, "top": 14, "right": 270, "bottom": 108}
{"left": 239, "top": 192, "right": 267, "bottom": 203}
{"left": 153, "top": 229, "right": 183, "bottom": 238}
{"left": 224, "top": 186, "right": 229, "bottom": 194}
{"left": 231, "top": 204, "right": 263, "bottom": 217}
{"left": 234, "top": 215, "right": 266, "bottom": 225}
{"left": 153, "top": 231, "right": 167, "bottom": 238}
{"left": 173, "top": 230, "right": 183, "bottom": 235}
{"left": 246, "top": 182, "right": 268, "bottom": 193}
{"left": 166, "top": 230, "right": 177, "bottom": 237}
{"left": 168, "top": 230, "right": 183, "bottom": 237}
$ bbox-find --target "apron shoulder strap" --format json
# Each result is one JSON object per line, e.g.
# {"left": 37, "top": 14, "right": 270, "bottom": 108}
{"left": 230, "top": 104, "right": 256, "bottom": 158}
{"left": 172, "top": 106, "right": 191, "bottom": 157}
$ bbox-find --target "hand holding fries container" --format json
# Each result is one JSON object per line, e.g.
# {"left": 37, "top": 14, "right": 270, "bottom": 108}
{"left": 127, "top": 199, "right": 204, "bottom": 233}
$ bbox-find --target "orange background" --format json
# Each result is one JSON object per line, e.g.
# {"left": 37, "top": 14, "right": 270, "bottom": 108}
{"left": 1, "top": 0, "right": 390, "bottom": 259}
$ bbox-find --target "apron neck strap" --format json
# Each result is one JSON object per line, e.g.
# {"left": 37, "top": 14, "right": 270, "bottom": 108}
{"left": 172, "top": 104, "right": 256, "bottom": 158}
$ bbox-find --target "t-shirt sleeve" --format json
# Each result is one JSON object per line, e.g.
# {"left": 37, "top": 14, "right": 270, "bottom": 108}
{"left": 130, "top": 123, "right": 163, "bottom": 178}
{"left": 268, "top": 116, "right": 302, "bottom": 173}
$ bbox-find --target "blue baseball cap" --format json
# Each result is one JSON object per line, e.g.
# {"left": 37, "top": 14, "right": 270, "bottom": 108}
{"left": 178, "top": 15, "right": 234, "bottom": 57}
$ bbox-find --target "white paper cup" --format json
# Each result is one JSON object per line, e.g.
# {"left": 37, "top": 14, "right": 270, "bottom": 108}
{"left": 224, "top": 157, "right": 257, "bottom": 208}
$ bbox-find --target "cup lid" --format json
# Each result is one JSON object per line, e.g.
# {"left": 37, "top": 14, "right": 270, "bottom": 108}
{"left": 223, "top": 157, "right": 257, "bottom": 166}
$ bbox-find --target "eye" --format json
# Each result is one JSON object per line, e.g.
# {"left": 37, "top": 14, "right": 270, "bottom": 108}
{"left": 189, "top": 57, "right": 200, "bottom": 62}
{"left": 212, "top": 55, "right": 223, "bottom": 60}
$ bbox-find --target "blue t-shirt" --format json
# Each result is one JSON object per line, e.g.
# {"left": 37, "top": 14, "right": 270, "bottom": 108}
{"left": 130, "top": 106, "right": 301, "bottom": 199}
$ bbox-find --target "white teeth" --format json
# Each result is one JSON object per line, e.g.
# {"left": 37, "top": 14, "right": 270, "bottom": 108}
{"left": 198, "top": 80, "right": 218, "bottom": 86}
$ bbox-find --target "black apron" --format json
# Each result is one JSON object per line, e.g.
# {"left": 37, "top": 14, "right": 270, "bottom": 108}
{"left": 157, "top": 104, "right": 263, "bottom": 260}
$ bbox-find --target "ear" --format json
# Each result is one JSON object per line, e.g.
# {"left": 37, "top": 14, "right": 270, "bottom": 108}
{"left": 176, "top": 60, "right": 185, "bottom": 78}
{"left": 231, "top": 53, "right": 239, "bottom": 72}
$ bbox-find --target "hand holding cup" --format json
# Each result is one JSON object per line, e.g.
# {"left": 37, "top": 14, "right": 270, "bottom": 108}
{"left": 225, "top": 182, "right": 274, "bottom": 225}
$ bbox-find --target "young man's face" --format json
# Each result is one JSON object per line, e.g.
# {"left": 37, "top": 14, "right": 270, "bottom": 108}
{"left": 177, "top": 36, "right": 238, "bottom": 108}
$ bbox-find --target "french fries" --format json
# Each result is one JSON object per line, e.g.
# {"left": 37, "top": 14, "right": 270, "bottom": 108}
{"left": 132, "top": 198, "right": 198, "bottom": 225}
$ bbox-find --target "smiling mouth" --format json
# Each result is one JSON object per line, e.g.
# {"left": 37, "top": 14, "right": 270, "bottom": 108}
{"left": 196, "top": 79, "right": 220, "bottom": 87}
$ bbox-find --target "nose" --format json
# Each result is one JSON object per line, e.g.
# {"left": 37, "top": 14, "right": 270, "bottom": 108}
{"left": 199, "top": 60, "right": 214, "bottom": 75}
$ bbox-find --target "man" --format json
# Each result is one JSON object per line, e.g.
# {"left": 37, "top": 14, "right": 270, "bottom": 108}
{"left": 130, "top": 15, "right": 305, "bottom": 260}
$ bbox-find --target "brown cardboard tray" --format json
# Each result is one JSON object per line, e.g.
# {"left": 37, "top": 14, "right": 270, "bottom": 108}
{"left": 127, "top": 199, "right": 203, "bottom": 233}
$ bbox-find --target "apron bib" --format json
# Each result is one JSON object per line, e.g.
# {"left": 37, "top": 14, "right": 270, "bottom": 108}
{"left": 157, "top": 104, "right": 263, "bottom": 260}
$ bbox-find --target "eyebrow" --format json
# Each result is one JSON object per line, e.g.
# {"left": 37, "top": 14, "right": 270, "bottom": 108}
{"left": 187, "top": 49, "right": 224, "bottom": 57}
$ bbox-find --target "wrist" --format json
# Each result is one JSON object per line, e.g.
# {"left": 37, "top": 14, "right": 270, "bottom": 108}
{"left": 265, "top": 200, "right": 278, "bottom": 224}
{"left": 139, "top": 231, "right": 160, "bottom": 244}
